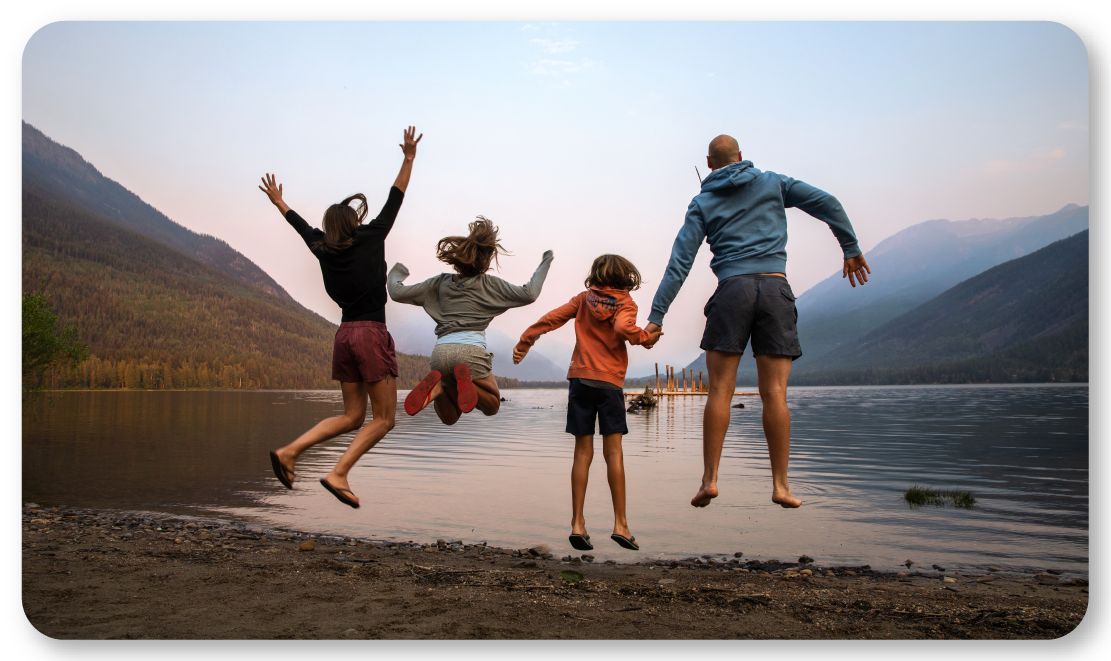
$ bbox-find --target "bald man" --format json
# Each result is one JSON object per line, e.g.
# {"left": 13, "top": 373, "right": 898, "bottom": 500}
{"left": 644, "top": 135, "right": 870, "bottom": 509}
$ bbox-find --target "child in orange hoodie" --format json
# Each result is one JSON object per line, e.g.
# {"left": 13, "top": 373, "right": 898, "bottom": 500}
{"left": 513, "top": 255, "right": 662, "bottom": 552}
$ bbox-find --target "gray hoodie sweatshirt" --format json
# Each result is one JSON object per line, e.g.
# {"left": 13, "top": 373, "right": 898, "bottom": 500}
{"left": 387, "top": 251, "right": 554, "bottom": 337}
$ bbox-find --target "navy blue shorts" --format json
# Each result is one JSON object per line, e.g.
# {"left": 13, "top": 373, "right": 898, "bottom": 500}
{"left": 700, "top": 274, "right": 802, "bottom": 359}
{"left": 566, "top": 378, "right": 628, "bottom": 436}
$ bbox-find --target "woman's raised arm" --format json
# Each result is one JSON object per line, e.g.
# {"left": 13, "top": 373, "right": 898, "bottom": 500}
{"left": 259, "top": 173, "right": 291, "bottom": 216}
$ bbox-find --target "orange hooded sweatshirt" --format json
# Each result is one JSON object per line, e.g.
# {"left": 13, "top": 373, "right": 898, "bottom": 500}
{"left": 516, "top": 287, "right": 651, "bottom": 387}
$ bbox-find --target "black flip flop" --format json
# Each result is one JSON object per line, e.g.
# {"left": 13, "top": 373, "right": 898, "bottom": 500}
{"left": 269, "top": 451, "right": 294, "bottom": 489}
{"left": 569, "top": 533, "right": 593, "bottom": 551}
{"left": 320, "top": 478, "right": 360, "bottom": 509}
{"left": 611, "top": 533, "right": 639, "bottom": 550}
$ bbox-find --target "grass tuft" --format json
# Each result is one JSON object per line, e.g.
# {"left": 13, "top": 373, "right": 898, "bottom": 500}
{"left": 904, "top": 485, "right": 977, "bottom": 509}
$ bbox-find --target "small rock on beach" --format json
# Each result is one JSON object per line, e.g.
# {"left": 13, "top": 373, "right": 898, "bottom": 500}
{"left": 299, "top": 540, "right": 316, "bottom": 551}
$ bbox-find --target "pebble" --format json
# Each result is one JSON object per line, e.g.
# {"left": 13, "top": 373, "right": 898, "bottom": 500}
{"left": 988, "top": 566, "right": 1002, "bottom": 572}
{"left": 562, "top": 555, "right": 573, "bottom": 562}
{"left": 581, "top": 554, "right": 594, "bottom": 562}
{"left": 436, "top": 539, "right": 446, "bottom": 546}
{"left": 423, "top": 548, "right": 438, "bottom": 553}
{"left": 658, "top": 579, "right": 676, "bottom": 585}
{"left": 1035, "top": 573, "right": 1059, "bottom": 585}
{"left": 974, "top": 577, "right": 995, "bottom": 583}
{"left": 341, "top": 628, "right": 359, "bottom": 639}
{"left": 529, "top": 544, "right": 550, "bottom": 556}
{"left": 1045, "top": 569, "right": 1061, "bottom": 575}
{"left": 943, "top": 577, "right": 957, "bottom": 583}
{"left": 734, "top": 552, "right": 743, "bottom": 558}
{"left": 570, "top": 557, "right": 582, "bottom": 565}
{"left": 843, "top": 570, "right": 857, "bottom": 577}
{"left": 905, "top": 559, "right": 915, "bottom": 567}
{"left": 521, "top": 560, "right": 538, "bottom": 568}
{"left": 798, "top": 555, "right": 813, "bottom": 564}
{"left": 299, "top": 540, "right": 316, "bottom": 552}
{"left": 799, "top": 569, "right": 813, "bottom": 577}
{"left": 932, "top": 564, "right": 946, "bottom": 571}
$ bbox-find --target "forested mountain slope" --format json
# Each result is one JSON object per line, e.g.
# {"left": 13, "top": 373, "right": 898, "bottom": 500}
{"left": 22, "top": 121, "right": 294, "bottom": 303}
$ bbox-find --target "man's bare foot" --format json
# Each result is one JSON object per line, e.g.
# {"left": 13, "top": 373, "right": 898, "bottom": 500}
{"left": 772, "top": 488, "right": 801, "bottom": 508}
{"left": 690, "top": 483, "right": 718, "bottom": 507}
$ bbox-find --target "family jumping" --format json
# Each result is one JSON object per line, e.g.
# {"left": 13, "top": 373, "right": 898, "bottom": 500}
{"left": 259, "top": 127, "right": 871, "bottom": 552}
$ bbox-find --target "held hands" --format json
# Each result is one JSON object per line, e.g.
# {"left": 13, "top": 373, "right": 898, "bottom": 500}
{"left": 258, "top": 173, "right": 290, "bottom": 215}
{"left": 843, "top": 254, "right": 871, "bottom": 287}
{"left": 643, "top": 323, "right": 664, "bottom": 348}
{"left": 400, "top": 126, "right": 422, "bottom": 161}
{"left": 512, "top": 346, "right": 529, "bottom": 365}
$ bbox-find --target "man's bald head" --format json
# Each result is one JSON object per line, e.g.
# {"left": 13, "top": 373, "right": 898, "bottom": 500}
{"left": 708, "top": 134, "right": 741, "bottom": 170}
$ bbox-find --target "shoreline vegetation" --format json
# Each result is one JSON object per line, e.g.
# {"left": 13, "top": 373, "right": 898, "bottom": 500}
{"left": 22, "top": 504, "right": 1087, "bottom": 639}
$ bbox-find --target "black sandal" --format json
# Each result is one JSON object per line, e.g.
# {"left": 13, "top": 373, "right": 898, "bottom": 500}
{"left": 569, "top": 533, "right": 593, "bottom": 551}
{"left": 320, "top": 478, "right": 360, "bottom": 509}
{"left": 269, "top": 451, "right": 294, "bottom": 489}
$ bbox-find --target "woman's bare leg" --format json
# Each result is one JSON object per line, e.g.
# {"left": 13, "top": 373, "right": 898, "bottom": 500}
{"left": 601, "top": 432, "right": 632, "bottom": 538}
{"left": 272, "top": 381, "right": 368, "bottom": 484}
{"left": 321, "top": 375, "right": 398, "bottom": 506}
{"left": 571, "top": 435, "right": 593, "bottom": 536}
{"left": 473, "top": 374, "right": 501, "bottom": 416}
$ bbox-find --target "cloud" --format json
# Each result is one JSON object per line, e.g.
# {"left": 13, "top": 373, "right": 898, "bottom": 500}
{"left": 528, "top": 58, "right": 595, "bottom": 76}
{"left": 530, "top": 38, "right": 577, "bottom": 53}
{"left": 521, "top": 24, "right": 539, "bottom": 31}
{"left": 981, "top": 148, "right": 1066, "bottom": 176}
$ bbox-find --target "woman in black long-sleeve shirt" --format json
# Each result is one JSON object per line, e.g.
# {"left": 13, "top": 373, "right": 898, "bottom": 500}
{"left": 258, "top": 126, "right": 422, "bottom": 509}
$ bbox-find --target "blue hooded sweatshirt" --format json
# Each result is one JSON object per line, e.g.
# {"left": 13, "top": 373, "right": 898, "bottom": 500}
{"left": 647, "top": 160, "right": 861, "bottom": 326}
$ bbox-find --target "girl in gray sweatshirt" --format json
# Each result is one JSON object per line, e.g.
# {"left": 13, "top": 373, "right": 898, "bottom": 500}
{"left": 388, "top": 216, "right": 553, "bottom": 424}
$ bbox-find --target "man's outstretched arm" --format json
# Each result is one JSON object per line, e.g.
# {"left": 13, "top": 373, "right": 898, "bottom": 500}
{"left": 647, "top": 201, "right": 707, "bottom": 333}
{"left": 779, "top": 175, "right": 871, "bottom": 287}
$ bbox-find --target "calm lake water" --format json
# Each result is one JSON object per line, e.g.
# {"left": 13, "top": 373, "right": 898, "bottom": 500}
{"left": 23, "top": 384, "right": 1088, "bottom": 575}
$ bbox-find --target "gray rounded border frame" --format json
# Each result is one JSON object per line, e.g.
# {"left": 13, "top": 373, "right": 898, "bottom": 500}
{"left": 6, "top": 5, "right": 1102, "bottom": 661}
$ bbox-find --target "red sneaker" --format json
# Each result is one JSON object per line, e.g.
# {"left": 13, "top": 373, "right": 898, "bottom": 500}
{"left": 404, "top": 370, "right": 441, "bottom": 416}
{"left": 455, "top": 364, "right": 478, "bottom": 413}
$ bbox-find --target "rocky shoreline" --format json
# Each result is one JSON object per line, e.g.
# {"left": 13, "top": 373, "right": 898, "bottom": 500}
{"left": 22, "top": 504, "right": 1088, "bottom": 639}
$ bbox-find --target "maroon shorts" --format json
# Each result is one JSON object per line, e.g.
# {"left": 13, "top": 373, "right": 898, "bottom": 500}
{"left": 331, "top": 321, "right": 399, "bottom": 383}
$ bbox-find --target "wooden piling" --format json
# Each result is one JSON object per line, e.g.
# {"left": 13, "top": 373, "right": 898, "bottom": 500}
{"left": 655, "top": 363, "right": 660, "bottom": 395}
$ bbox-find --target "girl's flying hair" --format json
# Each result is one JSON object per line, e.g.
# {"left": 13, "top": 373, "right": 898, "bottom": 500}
{"left": 312, "top": 193, "right": 368, "bottom": 253}
{"left": 436, "top": 216, "right": 509, "bottom": 278}
{"left": 585, "top": 254, "right": 642, "bottom": 291}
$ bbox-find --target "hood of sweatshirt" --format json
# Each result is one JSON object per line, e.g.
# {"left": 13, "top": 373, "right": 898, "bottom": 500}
{"left": 585, "top": 287, "right": 633, "bottom": 322}
{"left": 699, "top": 160, "right": 759, "bottom": 193}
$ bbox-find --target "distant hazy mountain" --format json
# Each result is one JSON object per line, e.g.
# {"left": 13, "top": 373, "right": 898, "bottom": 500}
{"left": 815, "top": 230, "right": 1087, "bottom": 372}
{"left": 22, "top": 121, "right": 295, "bottom": 303}
{"left": 678, "top": 204, "right": 1088, "bottom": 382}
{"left": 794, "top": 203, "right": 1088, "bottom": 364}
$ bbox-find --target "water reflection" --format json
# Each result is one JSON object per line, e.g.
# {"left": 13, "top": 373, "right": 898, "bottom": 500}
{"left": 23, "top": 384, "right": 1087, "bottom": 574}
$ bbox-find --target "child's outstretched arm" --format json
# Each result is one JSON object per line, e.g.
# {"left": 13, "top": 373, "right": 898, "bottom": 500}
{"left": 614, "top": 303, "right": 661, "bottom": 348}
{"left": 513, "top": 294, "right": 581, "bottom": 364}
{"left": 485, "top": 250, "right": 555, "bottom": 309}
{"left": 387, "top": 263, "right": 436, "bottom": 306}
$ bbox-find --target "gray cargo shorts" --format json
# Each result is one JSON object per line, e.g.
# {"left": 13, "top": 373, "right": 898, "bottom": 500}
{"left": 429, "top": 343, "right": 494, "bottom": 383}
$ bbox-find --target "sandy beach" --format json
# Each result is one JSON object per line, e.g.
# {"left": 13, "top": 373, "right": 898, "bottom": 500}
{"left": 21, "top": 504, "right": 1087, "bottom": 640}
